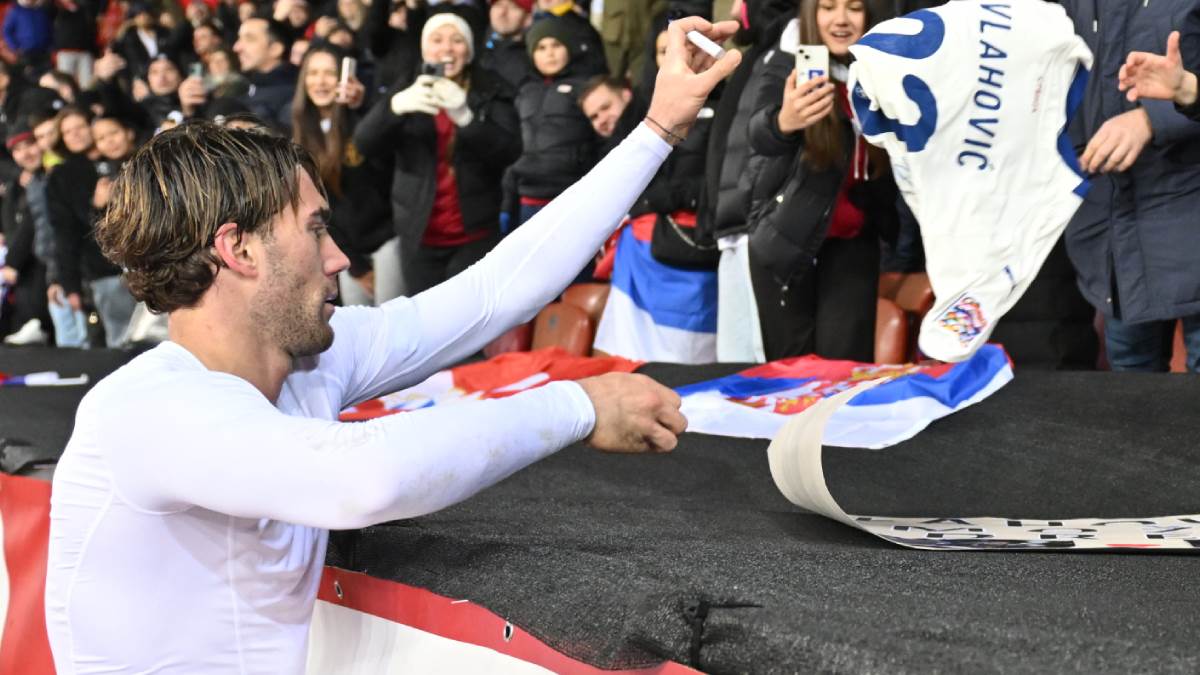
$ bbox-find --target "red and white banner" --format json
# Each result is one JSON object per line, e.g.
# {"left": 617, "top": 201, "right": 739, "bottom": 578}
{"left": 0, "top": 473, "right": 55, "bottom": 675}
{"left": 310, "top": 569, "right": 698, "bottom": 674}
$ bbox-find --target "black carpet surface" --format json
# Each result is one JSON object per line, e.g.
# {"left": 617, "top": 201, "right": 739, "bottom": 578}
{"left": 0, "top": 347, "right": 133, "bottom": 463}
{"left": 331, "top": 364, "right": 1200, "bottom": 674}
{"left": 4, "top": 348, "right": 1198, "bottom": 673}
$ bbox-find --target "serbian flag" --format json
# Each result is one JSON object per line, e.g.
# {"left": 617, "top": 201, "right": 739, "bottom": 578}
{"left": 0, "top": 372, "right": 89, "bottom": 387}
{"left": 340, "top": 347, "right": 641, "bottom": 421}
{"left": 593, "top": 214, "right": 717, "bottom": 364}
{"left": 678, "top": 344, "right": 1013, "bottom": 448}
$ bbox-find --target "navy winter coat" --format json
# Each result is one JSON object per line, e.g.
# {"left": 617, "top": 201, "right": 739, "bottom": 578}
{"left": 1061, "top": 0, "right": 1200, "bottom": 323}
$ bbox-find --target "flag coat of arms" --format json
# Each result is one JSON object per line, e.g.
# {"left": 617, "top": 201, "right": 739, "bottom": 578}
{"left": 678, "top": 344, "right": 1012, "bottom": 448}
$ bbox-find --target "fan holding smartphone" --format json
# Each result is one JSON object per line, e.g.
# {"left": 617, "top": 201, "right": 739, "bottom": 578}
{"left": 779, "top": 43, "right": 834, "bottom": 134}
{"left": 744, "top": 0, "right": 899, "bottom": 364}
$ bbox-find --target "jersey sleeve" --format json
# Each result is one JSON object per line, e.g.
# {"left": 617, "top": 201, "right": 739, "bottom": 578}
{"left": 93, "top": 372, "right": 596, "bottom": 530}
{"left": 320, "top": 124, "right": 672, "bottom": 408}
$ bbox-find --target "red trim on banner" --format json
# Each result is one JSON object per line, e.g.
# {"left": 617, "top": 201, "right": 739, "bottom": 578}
{"left": 318, "top": 567, "right": 698, "bottom": 675}
{"left": 0, "top": 474, "right": 55, "bottom": 675}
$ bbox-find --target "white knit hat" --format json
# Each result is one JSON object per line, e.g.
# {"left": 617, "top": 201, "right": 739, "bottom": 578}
{"left": 421, "top": 13, "right": 475, "bottom": 64}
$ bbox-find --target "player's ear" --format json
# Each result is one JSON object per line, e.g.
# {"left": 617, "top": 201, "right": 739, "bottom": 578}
{"left": 212, "top": 222, "right": 261, "bottom": 278}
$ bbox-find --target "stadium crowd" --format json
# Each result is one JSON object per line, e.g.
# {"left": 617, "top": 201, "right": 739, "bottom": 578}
{"left": 0, "top": 0, "right": 1197, "bottom": 373}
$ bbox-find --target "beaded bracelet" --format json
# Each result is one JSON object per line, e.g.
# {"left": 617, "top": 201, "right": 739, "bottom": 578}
{"left": 644, "top": 115, "right": 687, "bottom": 146}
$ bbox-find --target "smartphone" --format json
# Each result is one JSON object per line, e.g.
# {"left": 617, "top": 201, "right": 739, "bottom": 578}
{"left": 420, "top": 61, "right": 446, "bottom": 78}
{"left": 340, "top": 56, "right": 356, "bottom": 85}
{"left": 96, "top": 159, "right": 123, "bottom": 178}
{"left": 189, "top": 62, "right": 204, "bottom": 79}
{"left": 795, "top": 44, "right": 830, "bottom": 83}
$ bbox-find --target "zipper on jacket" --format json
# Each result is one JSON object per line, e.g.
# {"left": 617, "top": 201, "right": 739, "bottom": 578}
{"left": 780, "top": 201, "right": 833, "bottom": 306}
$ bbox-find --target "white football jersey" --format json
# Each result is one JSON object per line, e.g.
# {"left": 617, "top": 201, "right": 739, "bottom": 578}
{"left": 848, "top": 0, "right": 1093, "bottom": 362}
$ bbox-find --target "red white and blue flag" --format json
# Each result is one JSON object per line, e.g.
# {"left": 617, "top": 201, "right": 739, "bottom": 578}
{"left": 340, "top": 348, "right": 641, "bottom": 422}
{"left": 593, "top": 216, "right": 718, "bottom": 364}
{"left": 677, "top": 344, "right": 1013, "bottom": 448}
{"left": 0, "top": 372, "right": 89, "bottom": 387}
{"left": 341, "top": 344, "right": 1011, "bottom": 450}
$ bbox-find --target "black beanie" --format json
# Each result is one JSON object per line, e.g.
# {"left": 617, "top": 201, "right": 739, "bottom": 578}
{"left": 525, "top": 16, "right": 580, "bottom": 62}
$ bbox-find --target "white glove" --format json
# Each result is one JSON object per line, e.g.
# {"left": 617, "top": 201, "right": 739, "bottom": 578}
{"left": 390, "top": 75, "right": 439, "bottom": 116}
{"left": 430, "top": 77, "right": 474, "bottom": 127}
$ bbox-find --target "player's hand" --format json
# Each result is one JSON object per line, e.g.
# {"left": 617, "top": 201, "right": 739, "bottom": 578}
{"left": 1080, "top": 108, "right": 1152, "bottom": 174}
{"left": 1119, "top": 31, "right": 1197, "bottom": 106}
{"left": 577, "top": 373, "right": 687, "bottom": 453}
{"left": 645, "top": 16, "right": 742, "bottom": 144}
{"left": 778, "top": 71, "right": 835, "bottom": 134}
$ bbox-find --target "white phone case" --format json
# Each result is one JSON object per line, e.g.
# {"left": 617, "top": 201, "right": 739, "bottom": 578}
{"left": 795, "top": 44, "right": 830, "bottom": 83}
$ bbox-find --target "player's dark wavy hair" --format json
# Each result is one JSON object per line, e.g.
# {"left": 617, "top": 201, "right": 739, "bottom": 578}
{"left": 96, "top": 120, "right": 321, "bottom": 313}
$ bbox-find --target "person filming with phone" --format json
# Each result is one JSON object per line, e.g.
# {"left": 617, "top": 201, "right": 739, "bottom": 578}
{"left": 742, "top": 0, "right": 899, "bottom": 362}
{"left": 355, "top": 9, "right": 522, "bottom": 295}
{"left": 290, "top": 43, "right": 400, "bottom": 306}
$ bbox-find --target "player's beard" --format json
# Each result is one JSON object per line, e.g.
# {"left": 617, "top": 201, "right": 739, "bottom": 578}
{"left": 251, "top": 251, "right": 335, "bottom": 359}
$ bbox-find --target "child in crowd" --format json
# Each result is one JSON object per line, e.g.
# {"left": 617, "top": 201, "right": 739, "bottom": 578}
{"left": 505, "top": 16, "right": 598, "bottom": 231}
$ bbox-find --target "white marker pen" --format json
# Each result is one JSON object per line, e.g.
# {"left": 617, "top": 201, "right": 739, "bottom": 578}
{"left": 686, "top": 30, "right": 727, "bottom": 60}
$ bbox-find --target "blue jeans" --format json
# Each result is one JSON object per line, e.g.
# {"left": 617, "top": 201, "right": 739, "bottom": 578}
{"left": 89, "top": 276, "right": 136, "bottom": 348}
{"left": 517, "top": 202, "right": 545, "bottom": 229}
{"left": 1105, "top": 314, "right": 1200, "bottom": 373}
{"left": 48, "top": 300, "right": 88, "bottom": 348}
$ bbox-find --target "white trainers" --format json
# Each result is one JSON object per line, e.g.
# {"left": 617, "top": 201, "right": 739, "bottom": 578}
{"left": 4, "top": 318, "right": 48, "bottom": 346}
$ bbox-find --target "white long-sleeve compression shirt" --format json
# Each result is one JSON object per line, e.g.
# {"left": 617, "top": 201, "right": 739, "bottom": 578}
{"left": 44, "top": 124, "right": 672, "bottom": 674}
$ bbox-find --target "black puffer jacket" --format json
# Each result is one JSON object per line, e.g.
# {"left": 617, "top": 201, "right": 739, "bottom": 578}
{"left": 53, "top": 0, "right": 96, "bottom": 52}
{"left": 479, "top": 33, "right": 535, "bottom": 91}
{"left": 236, "top": 63, "right": 299, "bottom": 132}
{"left": 618, "top": 17, "right": 716, "bottom": 220}
{"left": 510, "top": 75, "right": 597, "bottom": 199}
{"left": 697, "top": 12, "right": 792, "bottom": 243}
{"left": 602, "top": 89, "right": 713, "bottom": 219}
{"left": 47, "top": 155, "right": 121, "bottom": 294}
{"left": 744, "top": 32, "right": 899, "bottom": 286}
{"left": 320, "top": 112, "right": 394, "bottom": 277}
{"left": 363, "top": 0, "right": 424, "bottom": 92}
{"left": 354, "top": 66, "right": 521, "bottom": 251}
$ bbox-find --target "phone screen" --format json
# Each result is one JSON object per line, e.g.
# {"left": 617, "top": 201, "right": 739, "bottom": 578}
{"left": 795, "top": 45, "right": 830, "bottom": 83}
{"left": 340, "top": 57, "right": 356, "bottom": 85}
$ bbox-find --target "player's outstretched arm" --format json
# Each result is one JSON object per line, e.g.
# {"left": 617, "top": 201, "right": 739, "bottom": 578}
{"left": 335, "top": 18, "right": 742, "bottom": 404}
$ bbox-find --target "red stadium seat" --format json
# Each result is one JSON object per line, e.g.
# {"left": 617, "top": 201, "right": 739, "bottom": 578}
{"left": 875, "top": 298, "right": 908, "bottom": 365}
{"left": 891, "top": 273, "right": 935, "bottom": 361}
{"left": 894, "top": 272, "right": 935, "bottom": 318}
{"left": 483, "top": 323, "right": 533, "bottom": 358}
{"left": 1170, "top": 320, "right": 1187, "bottom": 373}
{"left": 878, "top": 272, "right": 905, "bottom": 301}
{"left": 531, "top": 303, "right": 594, "bottom": 357}
{"left": 561, "top": 283, "right": 611, "bottom": 328}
